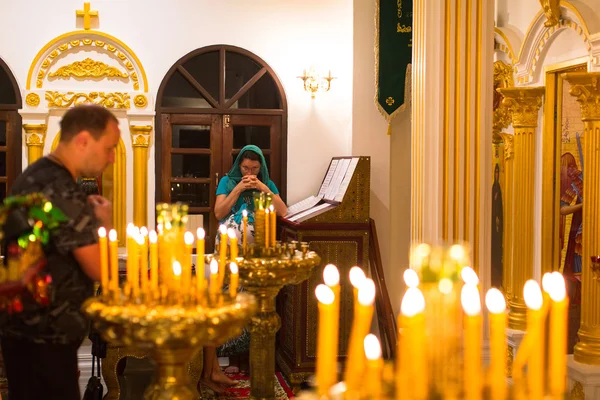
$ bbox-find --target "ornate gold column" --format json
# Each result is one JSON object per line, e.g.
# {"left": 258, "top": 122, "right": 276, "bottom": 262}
{"left": 23, "top": 124, "right": 47, "bottom": 165}
{"left": 564, "top": 72, "right": 600, "bottom": 365}
{"left": 500, "top": 133, "right": 514, "bottom": 301}
{"left": 498, "top": 87, "right": 544, "bottom": 330}
{"left": 130, "top": 125, "right": 152, "bottom": 228}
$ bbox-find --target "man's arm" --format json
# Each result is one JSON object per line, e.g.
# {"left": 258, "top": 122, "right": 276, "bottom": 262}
{"left": 73, "top": 244, "right": 102, "bottom": 281}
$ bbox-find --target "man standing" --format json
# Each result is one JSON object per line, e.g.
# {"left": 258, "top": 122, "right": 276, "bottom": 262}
{"left": 0, "top": 105, "right": 120, "bottom": 399}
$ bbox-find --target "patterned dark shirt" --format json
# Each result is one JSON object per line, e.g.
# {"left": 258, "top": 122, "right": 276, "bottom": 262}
{"left": 0, "top": 157, "right": 97, "bottom": 344}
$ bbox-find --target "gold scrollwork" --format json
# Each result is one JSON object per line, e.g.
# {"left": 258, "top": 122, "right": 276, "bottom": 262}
{"left": 539, "top": 0, "right": 561, "bottom": 27}
{"left": 25, "top": 93, "right": 40, "bottom": 107}
{"left": 571, "top": 381, "right": 585, "bottom": 400}
{"left": 493, "top": 61, "right": 515, "bottom": 133}
{"left": 45, "top": 91, "right": 131, "bottom": 109}
{"left": 48, "top": 58, "right": 129, "bottom": 80}
{"left": 133, "top": 94, "right": 147, "bottom": 108}
{"left": 499, "top": 87, "right": 545, "bottom": 128}
{"left": 564, "top": 73, "right": 600, "bottom": 121}
{"left": 26, "top": 134, "right": 43, "bottom": 145}
{"left": 130, "top": 125, "right": 152, "bottom": 148}
{"left": 397, "top": 24, "right": 412, "bottom": 33}
{"left": 501, "top": 133, "right": 514, "bottom": 161}
{"left": 386, "top": 97, "right": 395, "bottom": 106}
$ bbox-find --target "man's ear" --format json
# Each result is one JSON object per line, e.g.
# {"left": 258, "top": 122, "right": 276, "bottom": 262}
{"left": 73, "top": 130, "right": 91, "bottom": 148}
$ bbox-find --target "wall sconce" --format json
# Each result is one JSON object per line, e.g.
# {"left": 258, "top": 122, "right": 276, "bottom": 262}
{"left": 298, "top": 68, "right": 335, "bottom": 98}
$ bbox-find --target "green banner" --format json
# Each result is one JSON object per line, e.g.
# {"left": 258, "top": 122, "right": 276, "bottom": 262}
{"left": 376, "top": 0, "right": 412, "bottom": 132}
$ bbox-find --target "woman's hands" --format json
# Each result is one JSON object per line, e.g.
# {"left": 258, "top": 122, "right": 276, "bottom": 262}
{"left": 235, "top": 175, "right": 270, "bottom": 193}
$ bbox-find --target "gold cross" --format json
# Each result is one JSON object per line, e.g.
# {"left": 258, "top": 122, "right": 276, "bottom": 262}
{"left": 76, "top": 2, "right": 98, "bottom": 30}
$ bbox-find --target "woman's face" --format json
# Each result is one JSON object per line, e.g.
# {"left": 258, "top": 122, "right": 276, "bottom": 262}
{"left": 240, "top": 158, "right": 261, "bottom": 176}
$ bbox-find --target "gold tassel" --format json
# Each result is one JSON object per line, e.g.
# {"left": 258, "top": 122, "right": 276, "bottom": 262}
{"left": 387, "top": 121, "right": 392, "bottom": 136}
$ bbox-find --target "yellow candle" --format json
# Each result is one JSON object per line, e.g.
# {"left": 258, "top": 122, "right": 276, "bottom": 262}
{"left": 108, "top": 229, "right": 119, "bottom": 298}
{"left": 269, "top": 205, "right": 276, "bottom": 245}
{"left": 209, "top": 259, "right": 220, "bottom": 296}
{"left": 242, "top": 210, "right": 248, "bottom": 254}
{"left": 196, "top": 228, "right": 205, "bottom": 295}
{"left": 315, "top": 284, "right": 336, "bottom": 396}
{"left": 98, "top": 227, "right": 108, "bottom": 293}
{"left": 323, "top": 264, "right": 340, "bottom": 376}
{"left": 183, "top": 231, "right": 194, "bottom": 294}
{"left": 228, "top": 228, "right": 238, "bottom": 261}
{"left": 349, "top": 266, "right": 366, "bottom": 319}
{"left": 364, "top": 334, "right": 383, "bottom": 398}
{"left": 485, "top": 288, "right": 507, "bottom": 400}
{"left": 172, "top": 261, "right": 182, "bottom": 293}
{"left": 462, "top": 283, "right": 482, "bottom": 400}
{"left": 397, "top": 287, "right": 426, "bottom": 400}
{"left": 218, "top": 225, "right": 227, "bottom": 285}
{"left": 344, "top": 278, "right": 376, "bottom": 392}
{"left": 126, "top": 223, "right": 135, "bottom": 288}
{"left": 139, "top": 227, "right": 149, "bottom": 297}
{"left": 229, "top": 262, "right": 239, "bottom": 298}
{"left": 524, "top": 280, "right": 544, "bottom": 400}
{"left": 549, "top": 272, "right": 569, "bottom": 397}
{"left": 149, "top": 230, "right": 158, "bottom": 291}
{"left": 131, "top": 232, "right": 141, "bottom": 298}
{"left": 264, "top": 208, "right": 270, "bottom": 248}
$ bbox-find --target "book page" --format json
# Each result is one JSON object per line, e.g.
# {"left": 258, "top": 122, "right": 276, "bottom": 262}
{"left": 334, "top": 157, "right": 360, "bottom": 202}
{"left": 287, "top": 202, "right": 336, "bottom": 223}
{"left": 285, "top": 195, "right": 323, "bottom": 218}
{"left": 325, "top": 158, "right": 351, "bottom": 201}
{"left": 317, "top": 159, "right": 339, "bottom": 198}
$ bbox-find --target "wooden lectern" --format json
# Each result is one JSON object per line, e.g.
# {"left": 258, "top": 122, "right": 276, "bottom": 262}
{"left": 276, "top": 156, "right": 370, "bottom": 388}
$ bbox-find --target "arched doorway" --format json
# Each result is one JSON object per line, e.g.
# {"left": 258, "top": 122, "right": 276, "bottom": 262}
{"left": 0, "top": 57, "right": 22, "bottom": 202}
{"left": 156, "top": 45, "right": 288, "bottom": 251}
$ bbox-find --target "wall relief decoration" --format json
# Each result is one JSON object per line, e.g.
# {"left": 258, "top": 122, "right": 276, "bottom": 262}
{"left": 45, "top": 91, "right": 130, "bottom": 109}
{"left": 48, "top": 58, "right": 129, "bottom": 80}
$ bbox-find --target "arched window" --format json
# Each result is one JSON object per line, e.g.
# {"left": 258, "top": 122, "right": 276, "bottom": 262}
{"left": 156, "top": 45, "right": 287, "bottom": 251}
{"left": 0, "top": 58, "right": 22, "bottom": 202}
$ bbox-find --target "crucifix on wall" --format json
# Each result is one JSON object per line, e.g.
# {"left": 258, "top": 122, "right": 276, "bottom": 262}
{"left": 76, "top": 2, "right": 98, "bottom": 30}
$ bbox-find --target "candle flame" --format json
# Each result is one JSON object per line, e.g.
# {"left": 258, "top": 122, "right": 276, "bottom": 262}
{"left": 523, "top": 280, "right": 543, "bottom": 310}
{"left": 157, "top": 223, "right": 164, "bottom": 234}
{"left": 197, "top": 228, "right": 205, "bottom": 240}
{"left": 98, "top": 227, "right": 106, "bottom": 238}
{"left": 438, "top": 278, "right": 453, "bottom": 294}
{"left": 242, "top": 209, "right": 248, "bottom": 218}
{"left": 108, "top": 229, "right": 117, "bottom": 241}
{"left": 461, "top": 266, "right": 479, "bottom": 285}
{"left": 172, "top": 261, "right": 182, "bottom": 277}
{"left": 227, "top": 228, "right": 237, "bottom": 240}
{"left": 363, "top": 334, "right": 382, "bottom": 360}
{"left": 210, "top": 259, "right": 219, "bottom": 274}
{"left": 269, "top": 205, "right": 274, "bottom": 212}
{"left": 149, "top": 230, "right": 157, "bottom": 243}
{"left": 135, "top": 233, "right": 145, "bottom": 246}
{"left": 323, "top": 264, "right": 340, "bottom": 286}
{"left": 349, "top": 266, "right": 366, "bottom": 288}
{"left": 140, "top": 226, "right": 148, "bottom": 236}
{"left": 542, "top": 272, "right": 553, "bottom": 294}
{"left": 485, "top": 288, "right": 506, "bottom": 314}
{"left": 219, "top": 225, "right": 227, "bottom": 234}
{"left": 184, "top": 231, "right": 194, "bottom": 245}
{"left": 265, "top": 208, "right": 270, "bottom": 214}
{"left": 127, "top": 223, "right": 135, "bottom": 235}
{"left": 315, "top": 284, "right": 335, "bottom": 304}
{"left": 548, "top": 272, "right": 567, "bottom": 302}
{"left": 401, "top": 287, "right": 425, "bottom": 316}
{"left": 449, "top": 244, "right": 466, "bottom": 261}
{"left": 230, "top": 262, "right": 238, "bottom": 274}
{"left": 461, "top": 283, "right": 481, "bottom": 316}
{"left": 403, "top": 268, "right": 420, "bottom": 288}
{"left": 358, "top": 279, "right": 376, "bottom": 305}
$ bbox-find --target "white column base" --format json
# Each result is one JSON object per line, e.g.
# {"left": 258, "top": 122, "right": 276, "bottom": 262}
{"left": 567, "top": 355, "right": 600, "bottom": 399}
{"left": 506, "top": 328, "right": 526, "bottom": 380}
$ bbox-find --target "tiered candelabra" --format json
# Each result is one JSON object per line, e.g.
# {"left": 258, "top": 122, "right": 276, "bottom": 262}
{"left": 82, "top": 203, "right": 258, "bottom": 400}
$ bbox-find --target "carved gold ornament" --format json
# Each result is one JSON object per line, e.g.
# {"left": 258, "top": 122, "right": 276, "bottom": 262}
{"left": 571, "top": 381, "right": 585, "bottom": 400}
{"left": 564, "top": 72, "right": 600, "bottom": 121}
{"left": 134, "top": 94, "right": 148, "bottom": 108}
{"left": 499, "top": 87, "right": 545, "bottom": 128}
{"left": 539, "top": 0, "right": 561, "bottom": 27}
{"left": 506, "top": 345, "right": 514, "bottom": 377}
{"left": 501, "top": 133, "right": 514, "bottom": 161}
{"left": 130, "top": 125, "right": 152, "bottom": 148}
{"left": 45, "top": 91, "right": 130, "bottom": 109}
{"left": 25, "top": 93, "right": 40, "bottom": 107}
{"left": 493, "top": 61, "right": 514, "bottom": 133}
{"left": 386, "top": 97, "right": 395, "bottom": 106}
{"left": 48, "top": 58, "right": 129, "bottom": 80}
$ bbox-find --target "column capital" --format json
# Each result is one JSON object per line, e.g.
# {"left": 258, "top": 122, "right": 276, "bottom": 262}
{"left": 23, "top": 123, "right": 47, "bottom": 147}
{"left": 130, "top": 125, "right": 152, "bottom": 148}
{"left": 499, "top": 133, "right": 514, "bottom": 160}
{"left": 498, "top": 87, "right": 545, "bottom": 128}
{"left": 563, "top": 72, "right": 600, "bottom": 121}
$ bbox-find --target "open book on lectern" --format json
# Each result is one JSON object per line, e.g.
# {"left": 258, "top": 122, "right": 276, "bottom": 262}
{"left": 284, "top": 156, "right": 360, "bottom": 223}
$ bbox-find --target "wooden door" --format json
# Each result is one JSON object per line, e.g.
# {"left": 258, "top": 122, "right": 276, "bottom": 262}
{"left": 0, "top": 111, "right": 18, "bottom": 201}
{"left": 160, "top": 113, "right": 222, "bottom": 251}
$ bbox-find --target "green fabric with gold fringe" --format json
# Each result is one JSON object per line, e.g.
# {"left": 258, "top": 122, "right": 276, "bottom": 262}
{"left": 375, "top": 0, "right": 412, "bottom": 134}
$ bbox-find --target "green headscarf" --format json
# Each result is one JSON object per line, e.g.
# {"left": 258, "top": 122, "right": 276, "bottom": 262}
{"left": 225, "top": 145, "right": 271, "bottom": 193}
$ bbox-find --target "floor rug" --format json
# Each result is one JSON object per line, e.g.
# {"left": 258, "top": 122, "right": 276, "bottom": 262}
{"left": 200, "top": 372, "right": 294, "bottom": 399}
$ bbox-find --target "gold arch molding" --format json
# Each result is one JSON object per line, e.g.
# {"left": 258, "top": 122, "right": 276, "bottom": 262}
{"left": 26, "top": 30, "right": 148, "bottom": 92}
{"left": 51, "top": 132, "right": 127, "bottom": 246}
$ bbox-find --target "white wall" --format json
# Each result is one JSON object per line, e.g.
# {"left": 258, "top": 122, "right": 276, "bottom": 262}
{"left": 0, "top": 0, "right": 354, "bottom": 205}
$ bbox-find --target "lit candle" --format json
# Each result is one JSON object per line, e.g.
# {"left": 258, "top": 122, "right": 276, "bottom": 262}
{"left": 315, "top": 284, "right": 336, "bottom": 396}
{"left": 229, "top": 262, "right": 239, "bottom": 298}
{"left": 265, "top": 208, "right": 270, "bottom": 248}
{"left": 344, "top": 278, "right": 376, "bottom": 392}
{"left": 172, "top": 261, "right": 182, "bottom": 293}
{"left": 183, "top": 231, "right": 194, "bottom": 294}
{"left": 196, "top": 228, "right": 205, "bottom": 294}
{"left": 548, "top": 272, "right": 568, "bottom": 397}
{"left": 242, "top": 210, "right": 248, "bottom": 254}
{"left": 269, "top": 205, "right": 276, "bottom": 245}
{"left": 228, "top": 228, "right": 238, "bottom": 261}
{"left": 397, "top": 287, "right": 426, "bottom": 400}
{"left": 139, "top": 227, "right": 149, "bottom": 297}
{"left": 323, "top": 264, "right": 340, "bottom": 375}
{"left": 218, "top": 225, "right": 227, "bottom": 285}
{"left": 149, "top": 230, "right": 158, "bottom": 291}
{"left": 349, "top": 266, "right": 366, "bottom": 319}
{"left": 461, "top": 266, "right": 480, "bottom": 286}
{"left": 126, "top": 223, "right": 135, "bottom": 288}
{"left": 209, "top": 259, "right": 220, "bottom": 295}
{"left": 462, "top": 283, "right": 482, "bottom": 400}
{"left": 108, "top": 229, "right": 119, "bottom": 297}
{"left": 133, "top": 233, "right": 144, "bottom": 298}
{"left": 520, "top": 280, "right": 544, "bottom": 399}
{"left": 364, "top": 334, "right": 383, "bottom": 398}
{"left": 485, "top": 288, "right": 507, "bottom": 400}
{"left": 98, "top": 227, "right": 108, "bottom": 293}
